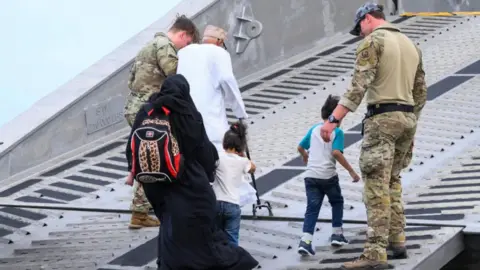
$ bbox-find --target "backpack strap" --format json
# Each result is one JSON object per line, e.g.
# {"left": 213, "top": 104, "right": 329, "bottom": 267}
{"left": 143, "top": 103, "right": 170, "bottom": 116}
{"left": 143, "top": 103, "right": 155, "bottom": 116}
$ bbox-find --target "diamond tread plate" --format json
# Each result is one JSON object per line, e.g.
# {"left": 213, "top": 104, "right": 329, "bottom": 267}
{"left": 0, "top": 15, "right": 478, "bottom": 269}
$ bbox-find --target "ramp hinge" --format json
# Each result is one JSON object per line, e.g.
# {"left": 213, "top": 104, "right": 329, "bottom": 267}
{"left": 234, "top": 6, "right": 263, "bottom": 54}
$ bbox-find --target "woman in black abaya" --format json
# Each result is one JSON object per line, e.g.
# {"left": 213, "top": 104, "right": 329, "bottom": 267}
{"left": 125, "top": 74, "right": 259, "bottom": 270}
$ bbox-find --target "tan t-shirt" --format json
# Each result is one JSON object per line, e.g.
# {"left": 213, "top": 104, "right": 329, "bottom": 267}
{"left": 339, "top": 22, "right": 427, "bottom": 119}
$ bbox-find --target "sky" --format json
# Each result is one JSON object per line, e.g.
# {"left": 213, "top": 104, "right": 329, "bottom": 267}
{"left": 0, "top": 0, "right": 182, "bottom": 128}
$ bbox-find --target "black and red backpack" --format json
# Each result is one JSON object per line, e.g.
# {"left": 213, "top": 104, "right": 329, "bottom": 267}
{"left": 130, "top": 104, "right": 184, "bottom": 183}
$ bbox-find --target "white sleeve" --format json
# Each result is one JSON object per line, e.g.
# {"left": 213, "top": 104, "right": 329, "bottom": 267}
{"left": 217, "top": 50, "right": 248, "bottom": 119}
{"left": 243, "top": 158, "right": 252, "bottom": 174}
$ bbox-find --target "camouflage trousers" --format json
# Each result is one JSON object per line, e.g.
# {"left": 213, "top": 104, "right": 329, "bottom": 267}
{"left": 125, "top": 108, "right": 153, "bottom": 214}
{"left": 124, "top": 91, "right": 151, "bottom": 126}
{"left": 359, "top": 111, "right": 417, "bottom": 262}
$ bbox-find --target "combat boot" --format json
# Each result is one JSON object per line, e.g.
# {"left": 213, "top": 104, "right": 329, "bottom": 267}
{"left": 128, "top": 212, "right": 160, "bottom": 229}
{"left": 342, "top": 255, "right": 389, "bottom": 270}
{"left": 388, "top": 242, "right": 408, "bottom": 259}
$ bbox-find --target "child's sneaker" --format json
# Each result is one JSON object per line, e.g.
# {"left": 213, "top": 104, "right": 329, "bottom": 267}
{"left": 298, "top": 240, "right": 315, "bottom": 256}
{"left": 331, "top": 234, "right": 348, "bottom": 247}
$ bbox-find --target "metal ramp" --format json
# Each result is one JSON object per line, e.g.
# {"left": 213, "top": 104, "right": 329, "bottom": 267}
{"left": 0, "top": 14, "right": 479, "bottom": 269}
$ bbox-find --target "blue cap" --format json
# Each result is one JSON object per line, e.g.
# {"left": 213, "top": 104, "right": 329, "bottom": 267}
{"left": 350, "top": 2, "right": 384, "bottom": 36}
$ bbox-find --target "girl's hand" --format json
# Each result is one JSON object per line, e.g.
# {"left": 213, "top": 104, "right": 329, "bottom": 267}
{"left": 249, "top": 161, "right": 256, "bottom": 174}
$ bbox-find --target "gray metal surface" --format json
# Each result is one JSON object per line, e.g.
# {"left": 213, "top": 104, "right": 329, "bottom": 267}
{"left": 0, "top": 12, "right": 479, "bottom": 270}
{"left": 402, "top": 0, "right": 480, "bottom": 13}
{"left": 0, "top": 0, "right": 371, "bottom": 180}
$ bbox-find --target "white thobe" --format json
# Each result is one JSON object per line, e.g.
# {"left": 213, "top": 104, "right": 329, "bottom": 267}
{"left": 177, "top": 44, "right": 248, "bottom": 150}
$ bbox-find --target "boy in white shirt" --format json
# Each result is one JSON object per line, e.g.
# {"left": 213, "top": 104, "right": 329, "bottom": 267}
{"left": 297, "top": 95, "right": 360, "bottom": 256}
{"left": 212, "top": 121, "right": 256, "bottom": 245}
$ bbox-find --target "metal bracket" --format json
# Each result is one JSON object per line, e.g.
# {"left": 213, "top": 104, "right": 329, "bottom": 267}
{"left": 233, "top": 6, "right": 263, "bottom": 54}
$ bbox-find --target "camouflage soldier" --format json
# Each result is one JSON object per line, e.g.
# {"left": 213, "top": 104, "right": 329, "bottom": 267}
{"left": 319, "top": 3, "right": 427, "bottom": 269}
{"left": 125, "top": 15, "right": 199, "bottom": 229}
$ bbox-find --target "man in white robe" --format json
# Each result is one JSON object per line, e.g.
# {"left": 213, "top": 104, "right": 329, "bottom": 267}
{"left": 177, "top": 25, "right": 248, "bottom": 150}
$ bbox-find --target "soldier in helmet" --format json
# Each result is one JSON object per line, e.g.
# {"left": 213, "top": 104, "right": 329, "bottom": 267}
{"left": 319, "top": 3, "right": 427, "bottom": 269}
{"left": 124, "top": 15, "right": 199, "bottom": 229}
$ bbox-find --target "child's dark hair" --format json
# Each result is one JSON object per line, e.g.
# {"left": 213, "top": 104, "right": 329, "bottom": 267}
{"left": 223, "top": 121, "right": 248, "bottom": 153}
{"left": 321, "top": 95, "right": 340, "bottom": 119}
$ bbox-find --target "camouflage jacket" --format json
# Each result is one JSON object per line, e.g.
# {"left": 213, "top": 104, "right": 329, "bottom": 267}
{"left": 127, "top": 32, "right": 178, "bottom": 98}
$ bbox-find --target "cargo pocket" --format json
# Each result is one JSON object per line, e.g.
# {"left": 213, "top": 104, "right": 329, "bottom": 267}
{"left": 359, "top": 119, "right": 386, "bottom": 175}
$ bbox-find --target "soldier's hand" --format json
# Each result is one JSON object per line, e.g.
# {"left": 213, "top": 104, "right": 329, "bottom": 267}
{"left": 125, "top": 172, "right": 134, "bottom": 186}
{"left": 350, "top": 171, "right": 360, "bottom": 182}
{"left": 320, "top": 122, "right": 336, "bottom": 142}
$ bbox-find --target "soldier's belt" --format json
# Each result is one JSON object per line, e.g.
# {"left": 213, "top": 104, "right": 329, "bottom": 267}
{"left": 365, "top": 103, "right": 414, "bottom": 118}
{"left": 361, "top": 103, "right": 414, "bottom": 136}
{"left": 130, "top": 91, "right": 149, "bottom": 99}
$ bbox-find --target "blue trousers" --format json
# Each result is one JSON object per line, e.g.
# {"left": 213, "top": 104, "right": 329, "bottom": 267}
{"left": 216, "top": 201, "right": 241, "bottom": 246}
{"left": 302, "top": 175, "right": 344, "bottom": 234}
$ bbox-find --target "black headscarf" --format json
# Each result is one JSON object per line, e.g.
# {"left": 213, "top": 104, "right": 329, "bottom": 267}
{"left": 147, "top": 74, "right": 205, "bottom": 160}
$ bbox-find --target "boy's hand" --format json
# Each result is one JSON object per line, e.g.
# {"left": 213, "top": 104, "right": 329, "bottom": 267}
{"left": 350, "top": 171, "right": 360, "bottom": 182}
{"left": 302, "top": 153, "right": 309, "bottom": 164}
{"left": 125, "top": 172, "right": 134, "bottom": 186}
